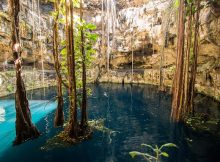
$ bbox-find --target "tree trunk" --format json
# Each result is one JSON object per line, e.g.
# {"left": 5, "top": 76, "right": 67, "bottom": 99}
{"left": 171, "top": 0, "right": 185, "bottom": 122}
{"left": 183, "top": 3, "right": 193, "bottom": 114}
{"left": 65, "top": 0, "right": 78, "bottom": 138}
{"left": 53, "top": 0, "right": 64, "bottom": 127}
{"left": 80, "top": 0, "right": 88, "bottom": 128}
{"left": 10, "top": 0, "right": 40, "bottom": 145}
{"left": 188, "top": 0, "right": 201, "bottom": 115}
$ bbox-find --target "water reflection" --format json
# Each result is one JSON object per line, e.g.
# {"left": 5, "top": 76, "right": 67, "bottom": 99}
{"left": 0, "top": 84, "right": 219, "bottom": 162}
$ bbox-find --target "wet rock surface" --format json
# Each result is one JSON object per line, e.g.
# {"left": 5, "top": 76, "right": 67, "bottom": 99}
{"left": 0, "top": 0, "right": 54, "bottom": 69}
{"left": 87, "top": 0, "right": 220, "bottom": 101}
{"left": 0, "top": 0, "right": 219, "bottom": 100}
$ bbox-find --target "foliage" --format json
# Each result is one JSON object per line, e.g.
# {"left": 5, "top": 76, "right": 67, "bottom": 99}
{"left": 185, "top": 114, "right": 220, "bottom": 136}
{"left": 41, "top": 119, "right": 114, "bottom": 151}
{"left": 54, "top": 0, "right": 98, "bottom": 86}
{"left": 50, "top": 0, "right": 98, "bottom": 106}
{"left": 6, "top": 84, "right": 13, "bottom": 93}
{"left": 129, "top": 143, "right": 178, "bottom": 162}
{"left": 88, "top": 119, "right": 111, "bottom": 133}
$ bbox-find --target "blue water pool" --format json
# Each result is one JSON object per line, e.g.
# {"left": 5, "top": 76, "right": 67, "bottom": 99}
{"left": 0, "top": 84, "right": 219, "bottom": 162}
{"left": 0, "top": 100, "right": 57, "bottom": 154}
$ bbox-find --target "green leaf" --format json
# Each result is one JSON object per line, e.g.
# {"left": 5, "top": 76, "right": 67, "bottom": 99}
{"left": 174, "top": 0, "right": 179, "bottom": 8}
{"left": 61, "top": 48, "right": 67, "bottom": 55}
{"left": 186, "top": 0, "right": 192, "bottom": 4}
{"left": 129, "top": 151, "right": 156, "bottom": 160}
{"left": 129, "top": 151, "right": 144, "bottom": 158}
{"left": 160, "top": 143, "right": 178, "bottom": 150}
{"left": 161, "top": 152, "right": 169, "bottom": 157}
{"left": 141, "top": 144, "right": 155, "bottom": 151}
{"left": 87, "top": 33, "right": 98, "bottom": 41}
{"left": 85, "top": 23, "right": 97, "bottom": 30}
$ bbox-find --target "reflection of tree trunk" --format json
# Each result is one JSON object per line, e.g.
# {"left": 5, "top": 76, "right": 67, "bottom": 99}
{"left": 10, "top": 0, "right": 40, "bottom": 145}
{"left": 65, "top": 0, "right": 78, "bottom": 138}
{"left": 188, "top": 0, "right": 201, "bottom": 115}
{"left": 53, "top": 0, "right": 64, "bottom": 127}
{"left": 80, "top": 0, "right": 88, "bottom": 128}
{"left": 171, "top": 0, "right": 185, "bottom": 122}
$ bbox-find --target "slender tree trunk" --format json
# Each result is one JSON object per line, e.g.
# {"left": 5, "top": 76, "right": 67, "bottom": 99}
{"left": 183, "top": 3, "right": 193, "bottom": 114}
{"left": 53, "top": 0, "right": 64, "bottom": 127}
{"left": 188, "top": 0, "right": 201, "bottom": 115}
{"left": 171, "top": 0, "right": 185, "bottom": 122}
{"left": 65, "top": 0, "right": 78, "bottom": 138}
{"left": 80, "top": 0, "right": 87, "bottom": 128}
{"left": 10, "top": 0, "right": 40, "bottom": 145}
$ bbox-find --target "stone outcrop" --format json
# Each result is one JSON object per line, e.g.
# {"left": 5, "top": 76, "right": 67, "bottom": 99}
{"left": 87, "top": 0, "right": 220, "bottom": 101}
{"left": 0, "top": 0, "right": 54, "bottom": 69}
{"left": 0, "top": 70, "right": 56, "bottom": 97}
{"left": 0, "top": 0, "right": 219, "bottom": 101}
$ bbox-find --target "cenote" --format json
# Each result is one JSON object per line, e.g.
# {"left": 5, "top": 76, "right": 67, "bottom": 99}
{"left": 1, "top": 0, "right": 220, "bottom": 161}
{"left": 0, "top": 84, "right": 220, "bottom": 162}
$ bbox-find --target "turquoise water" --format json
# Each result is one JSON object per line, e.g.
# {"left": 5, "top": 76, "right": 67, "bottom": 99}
{"left": 0, "top": 100, "right": 57, "bottom": 155}
{"left": 0, "top": 84, "right": 220, "bottom": 162}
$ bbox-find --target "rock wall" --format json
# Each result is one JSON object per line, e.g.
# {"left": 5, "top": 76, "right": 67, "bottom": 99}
{"left": 87, "top": 0, "right": 220, "bottom": 101}
{"left": 0, "top": 70, "right": 56, "bottom": 97}
{"left": 0, "top": 0, "right": 219, "bottom": 101}
{"left": 0, "top": 0, "right": 54, "bottom": 69}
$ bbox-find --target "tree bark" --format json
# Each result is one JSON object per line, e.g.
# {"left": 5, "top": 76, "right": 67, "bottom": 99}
{"left": 10, "top": 0, "right": 40, "bottom": 145}
{"left": 80, "top": 0, "right": 88, "bottom": 128}
{"left": 188, "top": 0, "right": 201, "bottom": 115}
{"left": 183, "top": 3, "right": 193, "bottom": 114}
{"left": 65, "top": 0, "right": 78, "bottom": 138}
{"left": 171, "top": 0, "right": 185, "bottom": 122}
{"left": 53, "top": 0, "right": 64, "bottom": 127}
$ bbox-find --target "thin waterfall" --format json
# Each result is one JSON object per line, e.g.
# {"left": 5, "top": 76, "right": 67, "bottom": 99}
{"left": 18, "top": 0, "right": 48, "bottom": 96}
{"left": 159, "top": 0, "right": 175, "bottom": 90}
{"left": 129, "top": 11, "right": 135, "bottom": 84}
{"left": 101, "top": 0, "right": 104, "bottom": 61}
{"left": 31, "top": 0, "right": 36, "bottom": 99}
{"left": 37, "top": 0, "right": 45, "bottom": 95}
{"left": 131, "top": 29, "right": 134, "bottom": 83}
{"left": 102, "top": 0, "right": 117, "bottom": 74}
{"left": 151, "top": 0, "right": 157, "bottom": 56}
{"left": 107, "top": 0, "right": 110, "bottom": 73}
{"left": 130, "top": 23, "right": 134, "bottom": 84}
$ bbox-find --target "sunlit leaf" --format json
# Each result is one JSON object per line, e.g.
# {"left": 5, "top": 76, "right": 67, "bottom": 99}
{"left": 160, "top": 143, "right": 178, "bottom": 150}
{"left": 174, "top": 0, "right": 179, "bottom": 8}
{"left": 161, "top": 152, "right": 169, "bottom": 157}
{"left": 85, "top": 23, "right": 97, "bottom": 30}
{"left": 141, "top": 144, "right": 155, "bottom": 151}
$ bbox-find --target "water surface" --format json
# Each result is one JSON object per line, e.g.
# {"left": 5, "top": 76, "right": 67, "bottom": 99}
{"left": 0, "top": 84, "right": 219, "bottom": 162}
